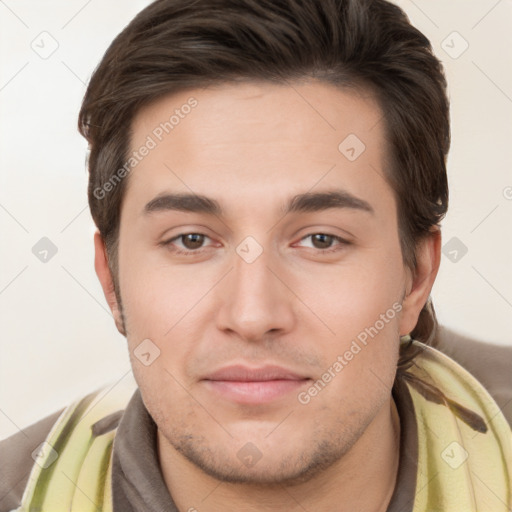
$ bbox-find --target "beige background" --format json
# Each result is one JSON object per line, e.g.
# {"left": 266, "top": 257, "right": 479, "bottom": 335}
{"left": 1, "top": 0, "right": 511, "bottom": 439}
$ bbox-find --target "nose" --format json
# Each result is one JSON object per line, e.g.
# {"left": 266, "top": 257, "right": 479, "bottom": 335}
{"left": 215, "top": 239, "right": 296, "bottom": 343}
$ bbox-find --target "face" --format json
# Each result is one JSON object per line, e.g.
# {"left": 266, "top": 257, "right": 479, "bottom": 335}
{"left": 96, "top": 80, "right": 432, "bottom": 485}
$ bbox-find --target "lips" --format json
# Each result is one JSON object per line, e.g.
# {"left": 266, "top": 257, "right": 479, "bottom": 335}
{"left": 204, "top": 365, "right": 307, "bottom": 382}
{"left": 202, "top": 365, "right": 310, "bottom": 404}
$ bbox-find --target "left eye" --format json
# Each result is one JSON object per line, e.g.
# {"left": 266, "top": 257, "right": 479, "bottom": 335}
{"left": 296, "top": 233, "right": 349, "bottom": 252}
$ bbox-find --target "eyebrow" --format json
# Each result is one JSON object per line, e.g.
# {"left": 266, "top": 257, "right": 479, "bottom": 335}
{"left": 143, "top": 189, "right": 374, "bottom": 217}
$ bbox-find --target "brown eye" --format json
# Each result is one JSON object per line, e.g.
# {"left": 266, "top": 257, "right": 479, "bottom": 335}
{"left": 310, "top": 233, "right": 335, "bottom": 249}
{"left": 296, "top": 233, "right": 350, "bottom": 253}
{"left": 161, "top": 232, "right": 214, "bottom": 255}
{"left": 180, "top": 233, "right": 206, "bottom": 250}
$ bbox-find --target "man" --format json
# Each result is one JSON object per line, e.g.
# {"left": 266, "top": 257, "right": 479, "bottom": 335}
{"left": 1, "top": 0, "right": 511, "bottom": 511}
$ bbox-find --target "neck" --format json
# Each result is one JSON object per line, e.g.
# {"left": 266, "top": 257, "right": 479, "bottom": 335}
{"left": 158, "top": 397, "right": 401, "bottom": 512}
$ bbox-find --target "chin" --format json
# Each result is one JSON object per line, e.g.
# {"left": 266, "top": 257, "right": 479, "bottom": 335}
{"left": 168, "top": 430, "right": 357, "bottom": 487}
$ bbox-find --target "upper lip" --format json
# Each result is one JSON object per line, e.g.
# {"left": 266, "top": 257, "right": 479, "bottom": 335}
{"left": 203, "top": 365, "right": 309, "bottom": 382}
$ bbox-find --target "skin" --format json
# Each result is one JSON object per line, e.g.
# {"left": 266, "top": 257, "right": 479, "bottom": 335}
{"left": 95, "top": 80, "right": 441, "bottom": 511}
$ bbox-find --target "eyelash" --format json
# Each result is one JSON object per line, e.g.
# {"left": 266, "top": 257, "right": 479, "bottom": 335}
{"left": 160, "top": 232, "right": 350, "bottom": 256}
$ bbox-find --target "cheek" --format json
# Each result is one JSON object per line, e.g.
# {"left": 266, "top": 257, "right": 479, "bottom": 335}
{"left": 295, "top": 247, "right": 403, "bottom": 397}
{"left": 119, "top": 253, "right": 215, "bottom": 388}
{"left": 119, "top": 245, "right": 212, "bottom": 335}
{"left": 297, "top": 248, "right": 405, "bottom": 340}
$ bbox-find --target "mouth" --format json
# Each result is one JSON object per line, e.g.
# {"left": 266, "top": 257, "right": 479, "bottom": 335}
{"left": 201, "top": 365, "right": 311, "bottom": 404}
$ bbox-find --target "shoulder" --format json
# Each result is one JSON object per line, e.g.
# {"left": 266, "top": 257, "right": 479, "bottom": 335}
{"left": 0, "top": 408, "right": 64, "bottom": 512}
{"left": 0, "top": 380, "right": 135, "bottom": 512}
{"left": 435, "top": 325, "right": 512, "bottom": 427}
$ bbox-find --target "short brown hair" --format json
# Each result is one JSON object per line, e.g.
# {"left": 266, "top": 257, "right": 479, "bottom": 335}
{"left": 79, "top": 0, "right": 450, "bottom": 353}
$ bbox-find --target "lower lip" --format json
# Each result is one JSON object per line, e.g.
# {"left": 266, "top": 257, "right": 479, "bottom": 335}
{"left": 203, "top": 379, "right": 310, "bottom": 404}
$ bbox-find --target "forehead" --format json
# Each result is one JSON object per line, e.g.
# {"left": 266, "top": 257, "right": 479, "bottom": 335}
{"left": 131, "top": 79, "right": 384, "bottom": 151}
{"left": 124, "top": 80, "right": 394, "bottom": 221}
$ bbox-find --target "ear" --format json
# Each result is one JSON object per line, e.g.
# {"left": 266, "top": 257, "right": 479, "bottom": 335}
{"left": 93, "top": 230, "right": 126, "bottom": 336}
{"left": 398, "top": 228, "right": 441, "bottom": 336}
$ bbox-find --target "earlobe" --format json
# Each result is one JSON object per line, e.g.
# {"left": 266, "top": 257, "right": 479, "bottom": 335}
{"left": 399, "top": 229, "right": 442, "bottom": 336}
{"left": 93, "top": 230, "right": 126, "bottom": 336}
